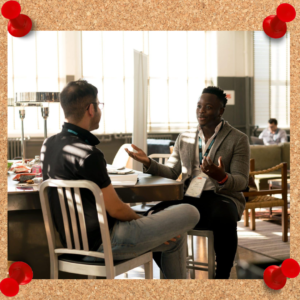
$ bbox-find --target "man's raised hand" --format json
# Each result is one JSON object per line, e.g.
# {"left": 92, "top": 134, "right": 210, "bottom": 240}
{"left": 200, "top": 156, "right": 226, "bottom": 182}
{"left": 125, "top": 144, "right": 151, "bottom": 168}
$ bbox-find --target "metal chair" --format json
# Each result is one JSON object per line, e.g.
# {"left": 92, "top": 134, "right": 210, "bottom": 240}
{"left": 39, "top": 179, "right": 153, "bottom": 279}
{"left": 186, "top": 230, "right": 215, "bottom": 279}
{"left": 131, "top": 153, "right": 171, "bottom": 214}
{"left": 186, "top": 230, "right": 239, "bottom": 279}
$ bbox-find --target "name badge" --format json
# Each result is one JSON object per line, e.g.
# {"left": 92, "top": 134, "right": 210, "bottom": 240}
{"left": 185, "top": 176, "right": 207, "bottom": 198}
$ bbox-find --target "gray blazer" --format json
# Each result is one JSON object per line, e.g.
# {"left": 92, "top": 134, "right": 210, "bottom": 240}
{"left": 144, "top": 121, "right": 250, "bottom": 220}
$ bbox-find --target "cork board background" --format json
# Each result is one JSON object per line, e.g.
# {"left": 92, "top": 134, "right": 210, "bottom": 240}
{"left": 1, "top": 0, "right": 300, "bottom": 299}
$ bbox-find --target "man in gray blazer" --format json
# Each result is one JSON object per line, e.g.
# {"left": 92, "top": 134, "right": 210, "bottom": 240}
{"left": 126, "top": 86, "right": 250, "bottom": 279}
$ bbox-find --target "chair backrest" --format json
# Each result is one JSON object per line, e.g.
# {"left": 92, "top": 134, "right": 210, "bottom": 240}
{"left": 112, "top": 144, "right": 133, "bottom": 169}
{"left": 149, "top": 153, "right": 171, "bottom": 165}
{"left": 39, "top": 179, "right": 114, "bottom": 278}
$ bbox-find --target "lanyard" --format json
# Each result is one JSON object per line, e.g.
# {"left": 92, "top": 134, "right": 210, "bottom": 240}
{"left": 67, "top": 129, "right": 90, "bottom": 145}
{"left": 198, "top": 121, "right": 224, "bottom": 166}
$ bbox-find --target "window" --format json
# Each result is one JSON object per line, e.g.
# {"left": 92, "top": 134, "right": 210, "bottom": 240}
{"left": 8, "top": 31, "right": 216, "bottom": 137}
{"left": 8, "top": 32, "right": 61, "bottom": 137}
{"left": 254, "top": 31, "right": 290, "bottom": 128}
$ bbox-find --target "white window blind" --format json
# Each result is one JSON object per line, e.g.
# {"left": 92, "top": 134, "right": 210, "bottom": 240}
{"left": 254, "top": 31, "right": 290, "bottom": 128}
{"left": 8, "top": 32, "right": 61, "bottom": 137}
{"left": 8, "top": 31, "right": 216, "bottom": 137}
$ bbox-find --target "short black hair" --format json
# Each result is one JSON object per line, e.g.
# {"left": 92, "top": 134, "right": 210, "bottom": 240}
{"left": 201, "top": 86, "right": 228, "bottom": 108}
{"left": 60, "top": 80, "right": 98, "bottom": 123}
{"left": 268, "top": 118, "right": 278, "bottom": 125}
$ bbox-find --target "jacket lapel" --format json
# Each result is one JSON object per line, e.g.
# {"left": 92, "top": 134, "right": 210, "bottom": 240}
{"left": 208, "top": 121, "right": 232, "bottom": 162}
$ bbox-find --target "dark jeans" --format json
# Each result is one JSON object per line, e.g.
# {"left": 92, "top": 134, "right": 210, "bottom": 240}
{"left": 147, "top": 190, "right": 239, "bottom": 279}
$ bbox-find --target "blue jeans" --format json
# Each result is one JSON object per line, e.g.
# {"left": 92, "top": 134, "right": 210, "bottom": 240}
{"left": 83, "top": 204, "right": 200, "bottom": 279}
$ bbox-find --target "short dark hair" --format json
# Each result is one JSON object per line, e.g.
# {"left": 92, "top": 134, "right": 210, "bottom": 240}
{"left": 201, "top": 86, "right": 228, "bottom": 108}
{"left": 268, "top": 118, "right": 278, "bottom": 125}
{"left": 60, "top": 80, "right": 98, "bottom": 123}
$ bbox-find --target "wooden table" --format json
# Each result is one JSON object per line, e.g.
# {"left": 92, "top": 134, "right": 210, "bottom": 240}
{"left": 7, "top": 172, "right": 183, "bottom": 279}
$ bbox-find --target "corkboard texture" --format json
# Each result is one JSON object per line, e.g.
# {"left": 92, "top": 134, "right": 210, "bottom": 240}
{"left": 1, "top": 0, "right": 300, "bottom": 299}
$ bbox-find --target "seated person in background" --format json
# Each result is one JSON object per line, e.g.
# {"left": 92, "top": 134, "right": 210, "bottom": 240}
{"left": 259, "top": 118, "right": 288, "bottom": 145}
{"left": 41, "top": 80, "right": 200, "bottom": 279}
{"left": 126, "top": 86, "right": 250, "bottom": 279}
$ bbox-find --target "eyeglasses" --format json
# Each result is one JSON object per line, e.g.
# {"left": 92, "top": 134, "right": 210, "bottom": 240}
{"left": 86, "top": 102, "right": 104, "bottom": 110}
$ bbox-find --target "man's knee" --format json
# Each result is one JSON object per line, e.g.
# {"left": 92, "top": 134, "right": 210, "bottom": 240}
{"left": 174, "top": 204, "right": 200, "bottom": 227}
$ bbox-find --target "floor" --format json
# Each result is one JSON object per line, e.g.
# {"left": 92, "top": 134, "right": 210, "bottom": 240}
{"left": 115, "top": 208, "right": 289, "bottom": 280}
{"left": 115, "top": 245, "right": 280, "bottom": 280}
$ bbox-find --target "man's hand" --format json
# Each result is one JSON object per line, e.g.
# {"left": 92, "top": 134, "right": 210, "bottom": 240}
{"left": 125, "top": 144, "right": 151, "bottom": 168}
{"left": 164, "top": 235, "right": 181, "bottom": 245}
{"left": 200, "top": 156, "right": 226, "bottom": 182}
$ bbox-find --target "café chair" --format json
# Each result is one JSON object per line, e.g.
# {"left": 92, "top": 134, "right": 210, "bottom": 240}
{"left": 39, "top": 179, "right": 153, "bottom": 279}
{"left": 131, "top": 153, "right": 171, "bottom": 214}
{"left": 243, "top": 159, "right": 288, "bottom": 242}
{"left": 186, "top": 230, "right": 215, "bottom": 279}
{"left": 186, "top": 230, "right": 239, "bottom": 279}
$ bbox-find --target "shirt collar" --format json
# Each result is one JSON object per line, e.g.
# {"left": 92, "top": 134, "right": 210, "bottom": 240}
{"left": 62, "top": 122, "right": 100, "bottom": 146}
{"left": 197, "top": 120, "right": 223, "bottom": 140}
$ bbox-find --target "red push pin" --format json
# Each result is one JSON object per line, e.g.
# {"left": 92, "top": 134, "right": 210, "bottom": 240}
{"left": 1, "top": 1, "right": 32, "bottom": 38}
{"left": 263, "top": 3, "right": 296, "bottom": 39}
{"left": 264, "top": 258, "right": 300, "bottom": 290}
{"left": 0, "top": 262, "right": 33, "bottom": 297}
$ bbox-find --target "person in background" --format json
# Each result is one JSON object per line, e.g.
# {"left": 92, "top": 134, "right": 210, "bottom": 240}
{"left": 259, "top": 118, "right": 288, "bottom": 145}
{"left": 40, "top": 80, "right": 200, "bottom": 279}
{"left": 126, "top": 86, "right": 250, "bottom": 279}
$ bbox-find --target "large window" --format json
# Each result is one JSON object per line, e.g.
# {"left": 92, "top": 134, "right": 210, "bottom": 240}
{"left": 82, "top": 31, "right": 210, "bottom": 133}
{"left": 8, "top": 32, "right": 65, "bottom": 137}
{"left": 8, "top": 31, "right": 216, "bottom": 137}
{"left": 254, "top": 31, "right": 290, "bottom": 128}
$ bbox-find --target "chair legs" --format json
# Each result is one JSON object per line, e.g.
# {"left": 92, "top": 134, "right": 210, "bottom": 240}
{"left": 187, "top": 234, "right": 195, "bottom": 279}
{"left": 207, "top": 235, "right": 215, "bottom": 279}
{"left": 50, "top": 256, "right": 59, "bottom": 279}
{"left": 244, "top": 209, "right": 249, "bottom": 227}
{"left": 282, "top": 204, "right": 288, "bottom": 242}
{"left": 186, "top": 232, "right": 215, "bottom": 279}
{"left": 144, "top": 260, "right": 153, "bottom": 279}
{"left": 250, "top": 209, "right": 256, "bottom": 230}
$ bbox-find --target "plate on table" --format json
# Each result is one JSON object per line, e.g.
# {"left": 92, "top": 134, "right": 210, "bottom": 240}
{"left": 16, "top": 183, "right": 38, "bottom": 187}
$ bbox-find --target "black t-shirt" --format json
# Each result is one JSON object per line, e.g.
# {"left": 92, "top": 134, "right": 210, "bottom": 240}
{"left": 41, "top": 122, "right": 116, "bottom": 251}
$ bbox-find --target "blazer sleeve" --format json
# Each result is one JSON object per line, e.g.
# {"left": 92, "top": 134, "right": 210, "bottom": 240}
{"left": 217, "top": 134, "right": 250, "bottom": 192}
{"left": 143, "top": 134, "right": 182, "bottom": 180}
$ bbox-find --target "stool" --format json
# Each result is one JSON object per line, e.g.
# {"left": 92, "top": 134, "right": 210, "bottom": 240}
{"left": 186, "top": 230, "right": 215, "bottom": 279}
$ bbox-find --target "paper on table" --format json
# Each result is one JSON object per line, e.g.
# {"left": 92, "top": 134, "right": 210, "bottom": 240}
{"left": 109, "top": 174, "right": 138, "bottom": 186}
{"left": 107, "top": 168, "right": 134, "bottom": 175}
{"left": 107, "top": 164, "right": 134, "bottom": 174}
{"left": 107, "top": 163, "right": 125, "bottom": 170}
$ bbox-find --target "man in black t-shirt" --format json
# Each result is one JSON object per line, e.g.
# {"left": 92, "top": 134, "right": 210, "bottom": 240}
{"left": 41, "top": 80, "right": 200, "bottom": 279}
